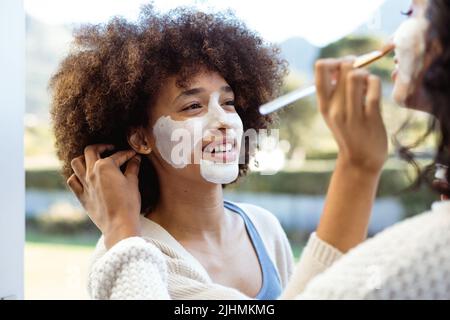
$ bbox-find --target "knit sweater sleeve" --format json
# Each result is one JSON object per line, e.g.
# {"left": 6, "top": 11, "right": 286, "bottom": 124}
{"left": 280, "top": 232, "right": 343, "bottom": 299}
{"left": 294, "top": 207, "right": 450, "bottom": 299}
{"left": 88, "top": 236, "right": 170, "bottom": 299}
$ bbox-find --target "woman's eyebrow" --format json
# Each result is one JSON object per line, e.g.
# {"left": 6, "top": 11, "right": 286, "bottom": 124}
{"left": 221, "top": 85, "right": 233, "bottom": 94}
{"left": 173, "top": 85, "right": 233, "bottom": 102}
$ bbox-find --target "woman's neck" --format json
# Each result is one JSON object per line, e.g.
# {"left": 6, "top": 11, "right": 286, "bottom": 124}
{"left": 146, "top": 172, "right": 233, "bottom": 243}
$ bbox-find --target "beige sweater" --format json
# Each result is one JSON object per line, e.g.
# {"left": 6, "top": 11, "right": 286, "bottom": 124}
{"left": 88, "top": 201, "right": 343, "bottom": 299}
{"left": 293, "top": 200, "right": 450, "bottom": 299}
{"left": 89, "top": 200, "right": 450, "bottom": 299}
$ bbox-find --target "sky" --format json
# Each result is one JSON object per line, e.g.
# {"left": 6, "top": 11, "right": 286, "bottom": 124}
{"left": 24, "top": 0, "right": 387, "bottom": 47}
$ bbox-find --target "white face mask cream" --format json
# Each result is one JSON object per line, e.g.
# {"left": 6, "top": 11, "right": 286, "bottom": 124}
{"left": 153, "top": 91, "right": 243, "bottom": 184}
{"left": 393, "top": 16, "right": 429, "bottom": 85}
{"left": 392, "top": 0, "right": 430, "bottom": 107}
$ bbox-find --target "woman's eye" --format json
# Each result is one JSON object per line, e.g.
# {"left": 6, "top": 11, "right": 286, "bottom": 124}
{"left": 223, "top": 100, "right": 236, "bottom": 108}
{"left": 401, "top": 8, "right": 413, "bottom": 17}
{"left": 182, "top": 103, "right": 203, "bottom": 111}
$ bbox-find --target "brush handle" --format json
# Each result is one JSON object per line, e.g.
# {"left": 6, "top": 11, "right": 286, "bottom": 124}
{"left": 353, "top": 50, "right": 383, "bottom": 68}
{"left": 259, "top": 85, "right": 316, "bottom": 115}
{"left": 259, "top": 44, "right": 394, "bottom": 115}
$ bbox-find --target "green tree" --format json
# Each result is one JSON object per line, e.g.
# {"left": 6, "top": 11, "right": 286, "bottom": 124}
{"left": 319, "top": 35, "right": 394, "bottom": 82}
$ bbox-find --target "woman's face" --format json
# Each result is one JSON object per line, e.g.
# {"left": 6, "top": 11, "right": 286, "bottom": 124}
{"left": 392, "top": 0, "right": 433, "bottom": 110}
{"left": 146, "top": 70, "right": 244, "bottom": 185}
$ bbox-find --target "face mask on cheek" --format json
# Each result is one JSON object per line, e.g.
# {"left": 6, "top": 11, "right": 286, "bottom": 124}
{"left": 152, "top": 91, "right": 244, "bottom": 184}
{"left": 393, "top": 14, "right": 429, "bottom": 97}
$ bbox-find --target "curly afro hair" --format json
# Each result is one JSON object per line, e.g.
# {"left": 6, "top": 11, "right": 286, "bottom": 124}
{"left": 50, "top": 5, "right": 288, "bottom": 213}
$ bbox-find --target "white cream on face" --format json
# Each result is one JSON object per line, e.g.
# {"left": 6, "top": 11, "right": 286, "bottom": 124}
{"left": 199, "top": 92, "right": 243, "bottom": 184}
{"left": 152, "top": 91, "right": 243, "bottom": 184}
{"left": 393, "top": 16, "right": 429, "bottom": 85}
{"left": 153, "top": 113, "right": 201, "bottom": 169}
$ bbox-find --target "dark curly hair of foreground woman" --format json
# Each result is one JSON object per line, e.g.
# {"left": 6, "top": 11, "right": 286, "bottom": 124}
{"left": 49, "top": 5, "right": 288, "bottom": 213}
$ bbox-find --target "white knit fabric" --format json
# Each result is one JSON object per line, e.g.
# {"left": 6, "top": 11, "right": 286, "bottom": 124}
{"left": 281, "top": 231, "right": 343, "bottom": 299}
{"left": 295, "top": 201, "right": 450, "bottom": 300}
{"left": 88, "top": 236, "right": 170, "bottom": 299}
{"left": 88, "top": 201, "right": 341, "bottom": 299}
{"left": 88, "top": 200, "right": 450, "bottom": 299}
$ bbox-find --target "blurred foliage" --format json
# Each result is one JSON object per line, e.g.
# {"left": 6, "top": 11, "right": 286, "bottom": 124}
{"left": 231, "top": 166, "right": 408, "bottom": 196}
{"left": 274, "top": 34, "right": 403, "bottom": 164}
{"left": 25, "top": 124, "right": 55, "bottom": 156}
{"left": 228, "top": 163, "right": 438, "bottom": 218}
{"left": 318, "top": 35, "right": 395, "bottom": 82}
{"left": 26, "top": 169, "right": 66, "bottom": 190}
{"left": 320, "top": 36, "right": 382, "bottom": 58}
{"left": 25, "top": 229, "right": 100, "bottom": 247}
{"left": 275, "top": 74, "right": 319, "bottom": 158}
{"left": 29, "top": 202, "right": 96, "bottom": 235}
{"left": 27, "top": 162, "right": 426, "bottom": 197}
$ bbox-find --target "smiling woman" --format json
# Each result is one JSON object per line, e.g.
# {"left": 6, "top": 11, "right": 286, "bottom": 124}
{"left": 84, "top": 0, "right": 450, "bottom": 300}
{"left": 50, "top": 5, "right": 302, "bottom": 300}
{"left": 151, "top": 78, "right": 244, "bottom": 184}
{"left": 49, "top": 3, "right": 395, "bottom": 300}
{"left": 50, "top": 5, "right": 286, "bottom": 214}
{"left": 50, "top": 0, "right": 375, "bottom": 299}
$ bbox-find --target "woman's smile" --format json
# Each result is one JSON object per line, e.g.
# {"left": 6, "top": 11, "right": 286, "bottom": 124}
{"left": 202, "top": 136, "right": 238, "bottom": 163}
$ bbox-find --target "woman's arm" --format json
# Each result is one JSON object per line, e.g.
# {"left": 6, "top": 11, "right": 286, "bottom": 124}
{"left": 317, "top": 161, "right": 382, "bottom": 252}
{"left": 314, "top": 58, "right": 387, "bottom": 252}
{"left": 69, "top": 145, "right": 251, "bottom": 299}
{"left": 280, "top": 232, "right": 343, "bottom": 299}
{"left": 68, "top": 144, "right": 143, "bottom": 249}
{"left": 89, "top": 237, "right": 170, "bottom": 299}
{"left": 283, "top": 59, "right": 387, "bottom": 298}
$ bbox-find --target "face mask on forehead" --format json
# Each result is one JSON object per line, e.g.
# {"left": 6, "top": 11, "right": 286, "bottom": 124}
{"left": 153, "top": 91, "right": 244, "bottom": 184}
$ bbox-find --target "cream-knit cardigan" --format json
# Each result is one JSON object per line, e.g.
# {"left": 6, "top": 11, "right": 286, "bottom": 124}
{"left": 88, "top": 201, "right": 342, "bottom": 299}
{"left": 88, "top": 200, "right": 450, "bottom": 299}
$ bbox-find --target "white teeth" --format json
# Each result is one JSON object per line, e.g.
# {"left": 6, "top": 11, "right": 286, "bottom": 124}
{"left": 204, "top": 142, "right": 233, "bottom": 153}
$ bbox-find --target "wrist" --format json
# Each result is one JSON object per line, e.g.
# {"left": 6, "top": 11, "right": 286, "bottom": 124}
{"left": 336, "top": 156, "right": 383, "bottom": 178}
{"left": 104, "top": 223, "right": 141, "bottom": 250}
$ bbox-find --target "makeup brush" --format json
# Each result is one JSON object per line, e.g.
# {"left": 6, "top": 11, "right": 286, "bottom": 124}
{"left": 259, "top": 43, "right": 395, "bottom": 115}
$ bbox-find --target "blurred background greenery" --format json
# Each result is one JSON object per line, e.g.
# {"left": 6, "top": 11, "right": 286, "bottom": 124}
{"left": 24, "top": 0, "right": 439, "bottom": 299}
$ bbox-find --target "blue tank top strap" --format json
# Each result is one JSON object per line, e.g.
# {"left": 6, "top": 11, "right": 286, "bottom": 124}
{"left": 223, "top": 200, "right": 282, "bottom": 300}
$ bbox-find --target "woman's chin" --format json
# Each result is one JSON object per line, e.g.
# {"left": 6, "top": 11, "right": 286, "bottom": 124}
{"left": 393, "top": 81, "right": 432, "bottom": 112}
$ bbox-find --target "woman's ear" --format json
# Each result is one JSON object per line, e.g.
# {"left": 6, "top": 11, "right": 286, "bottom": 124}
{"left": 425, "top": 38, "right": 443, "bottom": 66}
{"left": 127, "top": 127, "right": 152, "bottom": 154}
{"left": 430, "top": 38, "right": 443, "bottom": 59}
